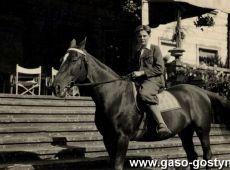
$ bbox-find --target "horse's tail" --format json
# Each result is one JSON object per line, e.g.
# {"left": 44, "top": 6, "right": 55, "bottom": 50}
{"left": 204, "top": 89, "right": 230, "bottom": 125}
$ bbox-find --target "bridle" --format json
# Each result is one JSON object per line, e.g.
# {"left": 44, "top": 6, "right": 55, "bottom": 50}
{"left": 63, "top": 48, "right": 132, "bottom": 90}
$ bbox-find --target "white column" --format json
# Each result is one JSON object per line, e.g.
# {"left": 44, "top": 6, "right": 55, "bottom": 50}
{"left": 141, "top": 0, "right": 149, "bottom": 25}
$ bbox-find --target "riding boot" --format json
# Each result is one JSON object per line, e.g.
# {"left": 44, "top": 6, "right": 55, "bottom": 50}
{"left": 147, "top": 104, "right": 172, "bottom": 137}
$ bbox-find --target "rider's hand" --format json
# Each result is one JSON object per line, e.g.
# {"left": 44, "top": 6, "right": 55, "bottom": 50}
{"left": 131, "top": 71, "right": 145, "bottom": 79}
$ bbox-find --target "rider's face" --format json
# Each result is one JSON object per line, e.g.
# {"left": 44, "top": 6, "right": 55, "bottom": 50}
{"left": 137, "top": 30, "right": 150, "bottom": 47}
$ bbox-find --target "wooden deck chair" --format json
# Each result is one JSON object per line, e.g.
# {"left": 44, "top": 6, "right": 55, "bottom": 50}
{"left": 51, "top": 67, "right": 58, "bottom": 84}
{"left": 49, "top": 67, "right": 58, "bottom": 96}
{"left": 11, "top": 64, "right": 42, "bottom": 95}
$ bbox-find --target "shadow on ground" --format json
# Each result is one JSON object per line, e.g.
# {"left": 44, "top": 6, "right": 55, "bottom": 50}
{"left": 0, "top": 150, "right": 156, "bottom": 170}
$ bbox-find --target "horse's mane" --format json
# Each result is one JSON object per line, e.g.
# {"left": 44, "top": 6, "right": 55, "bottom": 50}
{"left": 85, "top": 51, "right": 120, "bottom": 78}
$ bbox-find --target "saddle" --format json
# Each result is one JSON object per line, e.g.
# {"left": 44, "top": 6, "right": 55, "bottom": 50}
{"left": 132, "top": 83, "right": 181, "bottom": 113}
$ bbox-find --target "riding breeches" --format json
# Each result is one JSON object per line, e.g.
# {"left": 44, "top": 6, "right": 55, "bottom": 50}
{"left": 137, "top": 77, "right": 163, "bottom": 105}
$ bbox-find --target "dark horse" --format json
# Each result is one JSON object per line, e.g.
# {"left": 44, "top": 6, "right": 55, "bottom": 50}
{"left": 53, "top": 38, "right": 230, "bottom": 170}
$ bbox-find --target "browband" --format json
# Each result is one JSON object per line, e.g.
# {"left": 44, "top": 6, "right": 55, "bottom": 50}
{"left": 67, "top": 48, "right": 86, "bottom": 56}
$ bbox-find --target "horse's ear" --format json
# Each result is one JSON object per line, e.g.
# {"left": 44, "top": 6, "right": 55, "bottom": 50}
{"left": 78, "top": 37, "right": 87, "bottom": 49}
{"left": 70, "top": 38, "right": 76, "bottom": 48}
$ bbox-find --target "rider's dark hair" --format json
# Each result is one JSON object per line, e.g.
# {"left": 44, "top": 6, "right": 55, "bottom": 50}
{"left": 135, "top": 25, "right": 151, "bottom": 35}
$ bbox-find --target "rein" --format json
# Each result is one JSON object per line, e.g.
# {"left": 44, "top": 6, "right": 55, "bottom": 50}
{"left": 65, "top": 73, "right": 156, "bottom": 89}
{"left": 66, "top": 75, "right": 132, "bottom": 88}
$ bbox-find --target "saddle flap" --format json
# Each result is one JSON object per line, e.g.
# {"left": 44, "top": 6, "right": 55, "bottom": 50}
{"left": 156, "top": 91, "right": 181, "bottom": 112}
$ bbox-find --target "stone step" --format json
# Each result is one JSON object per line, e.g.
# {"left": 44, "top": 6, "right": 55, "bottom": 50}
{"left": 0, "top": 94, "right": 93, "bottom": 106}
{"left": 0, "top": 114, "right": 95, "bottom": 123}
{"left": 83, "top": 137, "right": 230, "bottom": 154}
{"left": 0, "top": 94, "right": 229, "bottom": 170}
{"left": 0, "top": 142, "right": 229, "bottom": 166}
{"left": 0, "top": 131, "right": 103, "bottom": 144}
{"left": 0, "top": 121, "right": 227, "bottom": 131}
{"left": 0, "top": 122, "right": 97, "bottom": 133}
{"left": 84, "top": 144, "right": 230, "bottom": 159}
{"left": 0, "top": 98, "right": 95, "bottom": 107}
{"left": 0, "top": 158, "right": 112, "bottom": 170}
{"left": 0, "top": 146, "right": 86, "bottom": 162}
{"left": 1, "top": 136, "right": 230, "bottom": 158}
{"left": 2, "top": 148, "right": 230, "bottom": 170}
{"left": 0, "top": 122, "right": 228, "bottom": 134}
{"left": 127, "top": 144, "right": 230, "bottom": 159}
{"left": 0, "top": 141, "right": 104, "bottom": 150}
{"left": 0, "top": 106, "right": 95, "bottom": 114}
{"left": 0, "top": 94, "right": 92, "bottom": 101}
{"left": 0, "top": 127, "right": 230, "bottom": 145}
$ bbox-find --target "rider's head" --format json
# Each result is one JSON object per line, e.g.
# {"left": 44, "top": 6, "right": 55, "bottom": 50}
{"left": 135, "top": 25, "right": 151, "bottom": 47}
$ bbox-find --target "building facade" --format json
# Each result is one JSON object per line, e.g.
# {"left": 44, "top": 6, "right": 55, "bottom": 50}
{"left": 150, "top": 10, "right": 229, "bottom": 68}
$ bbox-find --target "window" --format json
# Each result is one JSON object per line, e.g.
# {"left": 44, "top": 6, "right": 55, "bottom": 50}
{"left": 199, "top": 48, "right": 223, "bottom": 67}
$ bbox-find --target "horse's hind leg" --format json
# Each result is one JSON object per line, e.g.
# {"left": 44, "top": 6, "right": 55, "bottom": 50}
{"left": 195, "top": 127, "right": 212, "bottom": 170}
{"left": 179, "top": 126, "right": 198, "bottom": 170}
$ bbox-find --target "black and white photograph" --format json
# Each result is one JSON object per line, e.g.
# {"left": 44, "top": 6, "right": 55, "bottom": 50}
{"left": 0, "top": 0, "right": 230, "bottom": 169}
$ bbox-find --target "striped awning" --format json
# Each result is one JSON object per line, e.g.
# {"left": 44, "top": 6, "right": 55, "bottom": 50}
{"left": 148, "top": 0, "right": 230, "bottom": 27}
{"left": 149, "top": 0, "right": 230, "bottom": 13}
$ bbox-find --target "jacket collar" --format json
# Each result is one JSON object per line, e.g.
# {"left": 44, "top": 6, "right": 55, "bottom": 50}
{"left": 136, "top": 41, "right": 151, "bottom": 51}
{"left": 145, "top": 42, "right": 151, "bottom": 50}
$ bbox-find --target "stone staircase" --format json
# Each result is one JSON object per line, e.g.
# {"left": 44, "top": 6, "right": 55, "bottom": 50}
{"left": 0, "top": 94, "right": 230, "bottom": 169}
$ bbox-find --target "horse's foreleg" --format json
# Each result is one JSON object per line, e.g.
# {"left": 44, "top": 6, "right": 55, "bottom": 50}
{"left": 113, "top": 134, "right": 129, "bottom": 170}
{"left": 103, "top": 134, "right": 129, "bottom": 170}
{"left": 103, "top": 136, "right": 116, "bottom": 167}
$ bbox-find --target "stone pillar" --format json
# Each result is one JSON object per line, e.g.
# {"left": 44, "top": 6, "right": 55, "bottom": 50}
{"left": 167, "top": 9, "right": 186, "bottom": 86}
{"left": 169, "top": 9, "right": 185, "bottom": 60}
{"left": 141, "top": 0, "right": 149, "bottom": 25}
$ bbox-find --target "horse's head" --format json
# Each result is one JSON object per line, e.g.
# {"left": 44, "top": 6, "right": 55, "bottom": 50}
{"left": 53, "top": 38, "right": 88, "bottom": 97}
